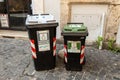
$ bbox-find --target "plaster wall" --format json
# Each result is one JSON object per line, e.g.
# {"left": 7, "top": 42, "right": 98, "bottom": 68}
{"left": 61, "top": 0, "right": 120, "bottom": 44}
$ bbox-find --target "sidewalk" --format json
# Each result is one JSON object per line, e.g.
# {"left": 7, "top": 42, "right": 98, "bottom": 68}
{"left": 0, "top": 30, "right": 28, "bottom": 40}
{"left": 0, "top": 38, "right": 119, "bottom": 80}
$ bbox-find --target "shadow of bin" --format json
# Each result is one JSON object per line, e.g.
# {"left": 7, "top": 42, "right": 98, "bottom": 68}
{"left": 26, "top": 23, "right": 58, "bottom": 71}
{"left": 61, "top": 23, "right": 88, "bottom": 71}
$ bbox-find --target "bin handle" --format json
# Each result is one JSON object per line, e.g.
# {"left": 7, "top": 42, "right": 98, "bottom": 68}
{"left": 41, "top": 14, "right": 49, "bottom": 15}
{"left": 67, "top": 23, "right": 84, "bottom": 25}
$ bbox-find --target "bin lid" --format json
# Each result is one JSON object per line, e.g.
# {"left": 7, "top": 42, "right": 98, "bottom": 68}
{"left": 25, "top": 14, "right": 58, "bottom": 29}
{"left": 26, "top": 23, "right": 58, "bottom": 29}
{"left": 62, "top": 23, "right": 88, "bottom": 36}
{"left": 25, "top": 14, "right": 56, "bottom": 25}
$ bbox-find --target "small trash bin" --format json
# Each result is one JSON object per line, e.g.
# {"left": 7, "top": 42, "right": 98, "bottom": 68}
{"left": 61, "top": 23, "right": 88, "bottom": 71}
{"left": 26, "top": 14, "right": 58, "bottom": 71}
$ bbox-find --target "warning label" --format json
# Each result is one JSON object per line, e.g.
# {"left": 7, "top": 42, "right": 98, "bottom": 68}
{"left": 37, "top": 30, "right": 50, "bottom": 51}
{"left": 67, "top": 41, "right": 81, "bottom": 53}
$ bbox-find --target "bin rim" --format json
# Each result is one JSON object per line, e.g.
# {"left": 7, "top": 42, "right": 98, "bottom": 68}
{"left": 61, "top": 29, "right": 88, "bottom": 36}
{"left": 26, "top": 22, "right": 58, "bottom": 29}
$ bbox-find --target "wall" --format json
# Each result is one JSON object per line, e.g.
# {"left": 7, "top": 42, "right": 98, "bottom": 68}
{"left": 71, "top": 4, "right": 108, "bottom": 43}
{"left": 61, "top": 0, "right": 120, "bottom": 44}
{"left": 0, "top": 0, "right": 4, "bottom": 2}
{"left": 31, "top": 0, "right": 61, "bottom": 38}
{"left": 44, "top": 0, "right": 61, "bottom": 38}
{"left": 116, "top": 24, "right": 120, "bottom": 45}
{"left": 32, "top": 0, "right": 44, "bottom": 14}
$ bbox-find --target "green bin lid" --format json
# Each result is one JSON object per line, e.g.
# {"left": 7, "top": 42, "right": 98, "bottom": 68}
{"left": 63, "top": 23, "right": 87, "bottom": 32}
{"left": 62, "top": 23, "right": 88, "bottom": 36}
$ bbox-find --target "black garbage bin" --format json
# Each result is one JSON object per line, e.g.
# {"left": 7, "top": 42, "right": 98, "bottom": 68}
{"left": 61, "top": 23, "right": 88, "bottom": 71}
{"left": 26, "top": 22, "right": 58, "bottom": 71}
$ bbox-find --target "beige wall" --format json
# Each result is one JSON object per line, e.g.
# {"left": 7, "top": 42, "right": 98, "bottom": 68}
{"left": 105, "top": 5, "right": 120, "bottom": 41}
{"left": 32, "top": 0, "right": 44, "bottom": 14}
{"left": 44, "top": 0, "right": 61, "bottom": 38}
{"left": 0, "top": 0, "right": 4, "bottom": 2}
{"left": 61, "top": 0, "right": 120, "bottom": 44}
{"left": 31, "top": 0, "right": 61, "bottom": 38}
{"left": 71, "top": 4, "right": 108, "bottom": 43}
{"left": 116, "top": 23, "right": 120, "bottom": 45}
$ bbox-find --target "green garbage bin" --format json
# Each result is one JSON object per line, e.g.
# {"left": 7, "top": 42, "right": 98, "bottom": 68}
{"left": 61, "top": 23, "right": 88, "bottom": 71}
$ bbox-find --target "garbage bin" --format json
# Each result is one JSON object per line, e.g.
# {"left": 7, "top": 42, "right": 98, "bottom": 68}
{"left": 61, "top": 23, "right": 88, "bottom": 71}
{"left": 26, "top": 14, "right": 58, "bottom": 71}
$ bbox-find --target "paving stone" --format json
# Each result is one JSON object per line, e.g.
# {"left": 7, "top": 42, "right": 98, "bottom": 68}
{"left": 19, "top": 76, "right": 31, "bottom": 80}
{"left": 74, "top": 72, "right": 83, "bottom": 80}
{"left": 97, "top": 68, "right": 107, "bottom": 80}
{"left": 45, "top": 72, "right": 60, "bottom": 80}
{"left": 105, "top": 74, "right": 114, "bottom": 80}
{"left": 34, "top": 71, "right": 49, "bottom": 80}
{"left": 66, "top": 71, "right": 77, "bottom": 80}
{"left": 23, "top": 59, "right": 36, "bottom": 76}
{"left": 0, "top": 38, "right": 120, "bottom": 79}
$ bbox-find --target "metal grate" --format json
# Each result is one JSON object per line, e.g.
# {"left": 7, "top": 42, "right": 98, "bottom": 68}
{"left": 0, "top": 0, "right": 31, "bottom": 30}
{"left": 8, "top": 0, "right": 30, "bottom": 13}
{"left": 0, "top": 2, "right": 6, "bottom": 13}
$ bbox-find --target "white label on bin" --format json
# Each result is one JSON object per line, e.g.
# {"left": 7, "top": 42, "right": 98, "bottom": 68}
{"left": 37, "top": 30, "right": 50, "bottom": 51}
{"left": 0, "top": 14, "right": 9, "bottom": 27}
{"left": 67, "top": 41, "right": 81, "bottom": 53}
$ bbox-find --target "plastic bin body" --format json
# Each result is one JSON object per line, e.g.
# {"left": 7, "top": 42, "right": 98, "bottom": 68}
{"left": 62, "top": 23, "right": 88, "bottom": 71}
{"left": 26, "top": 23, "right": 58, "bottom": 71}
{"left": 63, "top": 35, "right": 86, "bottom": 71}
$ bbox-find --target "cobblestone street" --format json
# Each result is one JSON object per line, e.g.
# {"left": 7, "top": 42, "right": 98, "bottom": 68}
{"left": 0, "top": 38, "right": 120, "bottom": 80}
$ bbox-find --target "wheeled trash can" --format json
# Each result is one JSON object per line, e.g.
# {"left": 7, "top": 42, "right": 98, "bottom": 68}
{"left": 61, "top": 23, "right": 88, "bottom": 71}
{"left": 26, "top": 14, "right": 58, "bottom": 71}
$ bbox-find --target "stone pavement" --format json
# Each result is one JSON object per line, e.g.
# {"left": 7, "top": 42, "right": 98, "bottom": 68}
{"left": 0, "top": 38, "right": 120, "bottom": 80}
